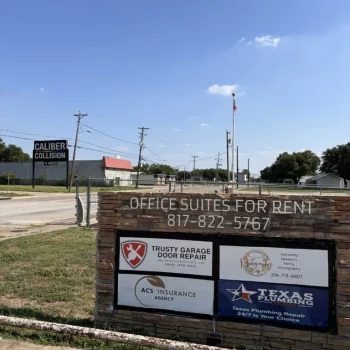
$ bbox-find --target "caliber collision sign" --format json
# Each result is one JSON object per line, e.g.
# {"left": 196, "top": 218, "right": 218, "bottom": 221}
{"left": 32, "top": 140, "right": 69, "bottom": 189}
{"left": 33, "top": 140, "right": 68, "bottom": 161}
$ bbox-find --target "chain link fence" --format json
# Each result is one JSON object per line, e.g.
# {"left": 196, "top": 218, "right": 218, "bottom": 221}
{"left": 170, "top": 181, "right": 350, "bottom": 196}
{"left": 76, "top": 177, "right": 166, "bottom": 227}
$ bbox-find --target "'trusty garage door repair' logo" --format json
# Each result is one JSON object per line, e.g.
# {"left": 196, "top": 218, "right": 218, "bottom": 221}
{"left": 121, "top": 241, "right": 147, "bottom": 268}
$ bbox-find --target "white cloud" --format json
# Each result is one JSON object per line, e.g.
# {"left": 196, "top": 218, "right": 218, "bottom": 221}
{"left": 254, "top": 35, "right": 280, "bottom": 47}
{"left": 200, "top": 123, "right": 210, "bottom": 127}
{"left": 40, "top": 88, "right": 44, "bottom": 91}
{"left": 207, "top": 84, "right": 238, "bottom": 96}
{"left": 237, "top": 37, "right": 246, "bottom": 44}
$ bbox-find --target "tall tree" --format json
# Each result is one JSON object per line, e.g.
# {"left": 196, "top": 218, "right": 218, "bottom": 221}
{"left": 260, "top": 150, "right": 320, "bottom": 183}
{"left": 148, "top": 163, "right": 175, "bottom": 175}
{"left": 133, "top": 163, "right": 150, "bottom": 174}
{"left": 294, "top": 150, "right": 320, "bottom": 181}
{"left": 0, "top": 141, "right": 31, "bottom": 161}
{"left": 320, "top": 143, "right": 350, "bottom": 184}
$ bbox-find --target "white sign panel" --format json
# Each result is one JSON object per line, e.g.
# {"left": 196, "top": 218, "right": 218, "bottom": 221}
{"left": 119, "top": 237, "right": 213, "bottom": 276}
{"left": 220, "top": 246, "right": 328, "bottom": 287}
{"left": 117, "top": 274, "right": 214, "bottom": 315}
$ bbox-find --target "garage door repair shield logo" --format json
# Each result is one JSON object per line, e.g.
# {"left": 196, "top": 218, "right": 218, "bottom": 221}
{"left": 121, "top": 241, "right": 147, "bottom": 268}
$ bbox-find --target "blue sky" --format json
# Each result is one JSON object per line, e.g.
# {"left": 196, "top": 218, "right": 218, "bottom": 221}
{"left": 1, "top": 0, "right": 350, "bottom": 176}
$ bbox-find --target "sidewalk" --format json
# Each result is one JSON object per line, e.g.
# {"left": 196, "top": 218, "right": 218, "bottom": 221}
{"left": 0, "top": 339, "right": 75, "bottom": 350}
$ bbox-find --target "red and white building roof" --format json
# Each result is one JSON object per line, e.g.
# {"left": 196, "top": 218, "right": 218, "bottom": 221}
{"left": 103, "top": 156, "right": 133, "bottom": 171}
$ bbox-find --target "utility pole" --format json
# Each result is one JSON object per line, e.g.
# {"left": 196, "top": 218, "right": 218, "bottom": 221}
{"left": 231, "top": 93, "right": 237, "bottom": 183}
{"left": 191, "top": 155, "right": 198, "bottom": 179}
{"left": 135, "top": 127, "right": 149, "bottom": 188}
{"left": 248, "top": 158, "right": 250, "bottom": 183}
{"left": 69, "top": 111, "right": 88, "bottom": 193}
{"left": 226, "top": 130, "right": 231, "bottom": 182}
{"left": 215, "top": 151, "right": 222, "bottom": 182}
{"left": 183, "top": 166, "right": 186, "bottom": 182}
{"left": 236, "top": 145, "right": 239, "bottom": 189}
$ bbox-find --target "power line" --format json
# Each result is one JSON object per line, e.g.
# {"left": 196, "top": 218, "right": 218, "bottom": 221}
{"left": 0, "top": 128, "right": 143, "bottom": 159}
{"left": 144, "top": 147, "right": 167, "bottom": 162}
{"left": 0, "top": 91, "right": 44, "bottom": 104}
{"left": 0, "top": 134, "right": 35, "bottom": 142}
{"left": 82, "top": 124, "right": 139, "bottom": 145}
{"left": 0, "top": 129, "right": 230, "bottom": 168}
{"left": 0, "top": 133, "right": 159, "bottom": 163}
{"left": 143, "top": 147, "right": 188, "bottom": 165}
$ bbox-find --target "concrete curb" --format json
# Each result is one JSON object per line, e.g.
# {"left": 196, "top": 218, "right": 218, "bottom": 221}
{"left": 10, "top": 196, "right": 35, "bottom": 200}
{"left": 0, "top": 197, "right": 11, "bottom": 200}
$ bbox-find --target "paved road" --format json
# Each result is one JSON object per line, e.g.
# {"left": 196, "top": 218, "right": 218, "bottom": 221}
{"left": 0, "top": 193, "right": 97, "bottom": 226}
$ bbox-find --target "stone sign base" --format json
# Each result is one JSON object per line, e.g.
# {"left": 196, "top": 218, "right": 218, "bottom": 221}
{"left": 95, "top": 192, "right": 350, "bottom": 350}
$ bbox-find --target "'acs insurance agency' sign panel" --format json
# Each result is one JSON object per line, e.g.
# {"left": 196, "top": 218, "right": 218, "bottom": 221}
{"left": 114, "top": 231, "right": 336, "bottom": 332}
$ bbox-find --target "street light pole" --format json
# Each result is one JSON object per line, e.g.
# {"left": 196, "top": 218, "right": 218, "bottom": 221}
{"left": 69, "top": 111, "right": 88, "bottom": 193}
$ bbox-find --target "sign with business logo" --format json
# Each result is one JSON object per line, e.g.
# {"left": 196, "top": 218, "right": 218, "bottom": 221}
{"left": 218, "top": 280, "right": 329, "bottom": 328}
{"left": 114, "top": 231, "right": 335, "bottom": 331}
{"left": 117, "top": 274, "right": 214, "bottom": 315}
{"left": 32, "top": 140, "right": 69, "bottom": 189}
{"left": 33, "top": 140, "right": 68, "bottom": 161}
{"left": 119, "top": 237, "right": 213, "bottom": 276}
{"left": 220, "top": 246, "right": 329, "bottom": 287}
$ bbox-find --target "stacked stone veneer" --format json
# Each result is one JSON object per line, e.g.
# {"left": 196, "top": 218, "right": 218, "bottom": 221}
{"left": 95, "top": 192, "right": 350, "bottom": 350}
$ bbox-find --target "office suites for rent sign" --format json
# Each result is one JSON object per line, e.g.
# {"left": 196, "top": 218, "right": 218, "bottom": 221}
{"left": 217, "top": 239, "right": 334, "bottom": 331}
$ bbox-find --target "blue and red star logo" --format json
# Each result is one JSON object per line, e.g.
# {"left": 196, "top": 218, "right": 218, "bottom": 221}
{"left": 227, "top": 284, "right": 257, "bottom": 303}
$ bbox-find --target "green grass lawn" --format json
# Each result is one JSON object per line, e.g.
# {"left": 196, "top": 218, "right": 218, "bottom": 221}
{"left": 0, "top": 185, "right": 148, "bottom": 194}
{"left": 0, "top": 227, "right": 154, "bottom": 349}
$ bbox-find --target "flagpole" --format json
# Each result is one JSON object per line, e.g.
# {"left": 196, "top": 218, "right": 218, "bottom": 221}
{"left": 231, "top": 93, "right": 236, "bottom": 183}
